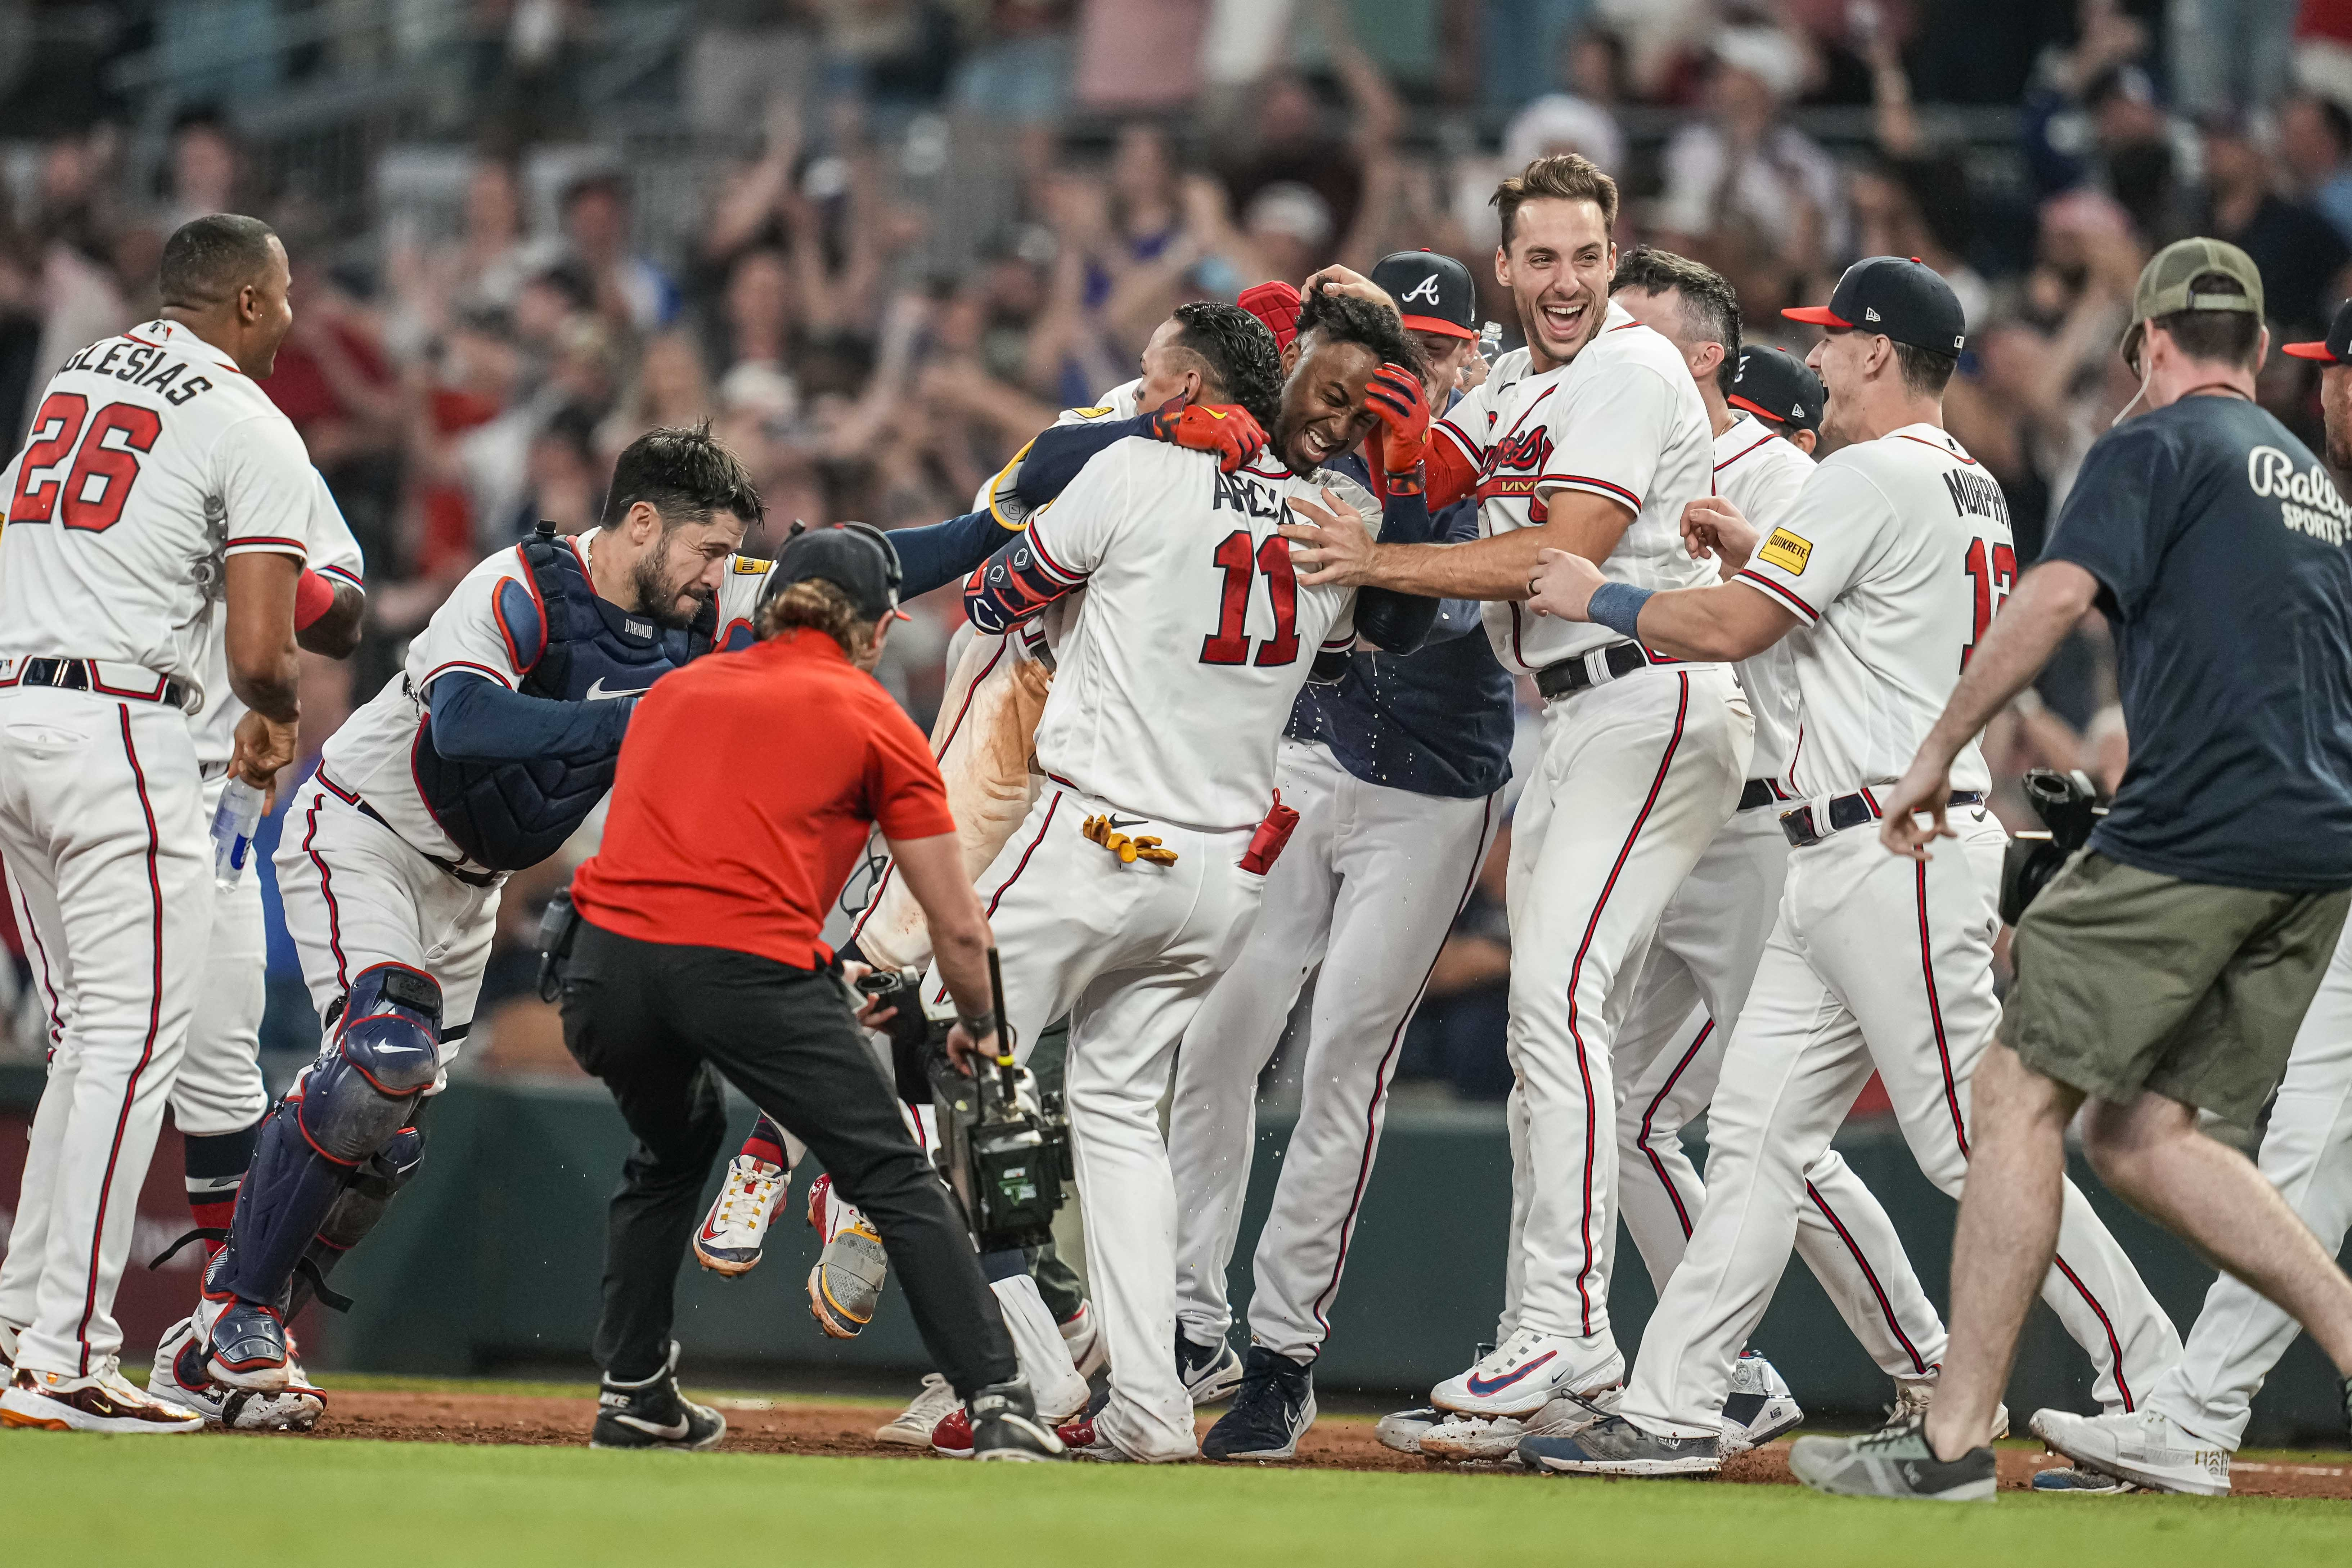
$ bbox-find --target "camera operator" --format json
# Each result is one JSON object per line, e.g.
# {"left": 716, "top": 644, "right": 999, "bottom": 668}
{"left": 554, "top": 524, "right": 1062, "bottom": 1461}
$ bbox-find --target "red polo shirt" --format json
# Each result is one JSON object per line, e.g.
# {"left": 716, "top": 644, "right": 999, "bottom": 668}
{"left": 570, "top": 628, "right": 955, "bottom": 967}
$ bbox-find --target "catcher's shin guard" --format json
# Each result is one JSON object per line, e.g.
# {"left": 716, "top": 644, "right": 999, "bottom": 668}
{"left": 286, "top": 1124, "right": 428, "bottom": 1319}
{"left": 211, "top": 965, "right": 441, "bottom": 1311}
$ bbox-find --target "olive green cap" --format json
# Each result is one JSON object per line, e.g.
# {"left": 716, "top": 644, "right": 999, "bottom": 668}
{"left": 2121, "top": 237, "right": 2265, "bottom": 368}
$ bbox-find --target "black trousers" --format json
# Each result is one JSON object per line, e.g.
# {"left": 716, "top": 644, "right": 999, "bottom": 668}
{"left": 559, "top": 917, "right": 1017, "bottom": 1394}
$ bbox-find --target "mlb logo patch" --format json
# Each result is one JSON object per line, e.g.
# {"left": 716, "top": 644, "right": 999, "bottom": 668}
{"left": 1758, "top": 527, "right": 1813, "bottom": 574}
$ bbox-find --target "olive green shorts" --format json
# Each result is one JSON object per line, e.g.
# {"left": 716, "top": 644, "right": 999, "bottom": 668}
{"left": 2001, "top": 850, "right": 2351, "bottom": 1126}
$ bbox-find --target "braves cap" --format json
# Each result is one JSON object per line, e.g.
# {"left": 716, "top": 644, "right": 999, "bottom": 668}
{"left": 1783, "top": 256, "right": 1966, "bottom": 356}
{"left": 1371, "top": 249, "right": 1478, "bottom": 341}
{"left": 2284, "top": 297, "right": 2352, "bottom": 365}
{"left": 2122, "top": 236, "right": 2266, "bottom": 369}
{"left": 767, "top": 522, "right": 907, "bottom": 623}
{"left": 1727, "top": 345, "right": 1825, "bottom": 433}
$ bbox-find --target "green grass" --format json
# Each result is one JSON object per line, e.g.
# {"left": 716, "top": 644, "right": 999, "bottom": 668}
{"left": 1, "top": 1430, "right": 2344, "bottom": 1568}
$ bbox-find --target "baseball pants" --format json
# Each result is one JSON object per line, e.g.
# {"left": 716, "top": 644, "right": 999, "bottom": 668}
{"left": 1503, "top": 662, "right": 1749, "bottom": 1348}
{"left": 0, "top": 688, "right": 210, "bottom": 1377}
{"left": 2148, "top": 916, "right": 2352, "bottom": 1450}
{"left": 1617, "top": 819, "right": 2182, "bottom": 1438}
{"left": 1168, "top": 737, "right": 1501, "bottom": 1362}
{"left": 928, "top": 782, "right": 1266, "bottom": 1461}
{"left": 1610, "top": 802, "right": 1949, "bottom": 1382}
{"left": 171, "top": 773, "right": 271, "bottom": 1138}
{"left": 273, "top": 776, "right": 501, "bottom": 1065}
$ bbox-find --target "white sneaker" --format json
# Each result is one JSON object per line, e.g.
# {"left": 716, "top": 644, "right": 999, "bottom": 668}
{"left": 1884, "top": 1375, "right": 2009, "bottom": 1441}
{"left": 1059, "top": 1301, "right": 1108, "bottom": 1380}
{"left": 1375, "top": 1406, "right": 1441, "bottom": 1454}
{"left": 1430, "top": 1327, "right": 1624, "bottom": 1418}
{"left": 1422, "top": 1385, "right": 1620, "bottom": 1461}
{"left": 149, "top": 1316, "right": 326, "bottom": 1432}
{"left": 874, "top": 1372, "right": 961, "bottom": 1446}
{"left": 694, "top": 1156, "right": 788, "bottom": 1277}
{"left": 1718, "top": 1351, "right": 1803, "bottom": 1452}
{"left": 1, "top": 1362, "right": 204, "bottom": 1434}
{"left": 2029, "top": 1407, "right": 2230, "bottom": 1496}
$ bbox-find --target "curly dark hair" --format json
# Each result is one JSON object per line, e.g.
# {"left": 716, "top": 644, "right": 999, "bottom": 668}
{"left": 601, "top": 420, "right": 766, "bottom": 531}
{"left": 1294, "top": 285, "right": 1425, "bottom": 381}
{"left": 1170, "top": 301, "right": 1284, "bottom": 431}
{"left": 1610, "top": 245, "right": 1742, "bottom": 395}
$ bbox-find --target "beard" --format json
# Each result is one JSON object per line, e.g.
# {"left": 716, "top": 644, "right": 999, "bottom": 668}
{"left": 630, "top": 550, "right": 711, "bottom": 631}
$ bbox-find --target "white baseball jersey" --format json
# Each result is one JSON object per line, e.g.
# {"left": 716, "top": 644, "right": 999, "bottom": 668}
{"left": 191, "top": 469, "right": 366, "bottom": 772}
{"left": 1019, "top": 440, "right": 1376, "bottom": 830}
{"left": 314, "top": 528, "right": 769, "bottom": 863}
{"left": 0, "top": 319, "right": 314, "bottom": 706}
{"left": 1732, "top": 422, "right": 2009, "bottom": 798}
{"left": 1452, "top": 304, "right": 1716, "bottom": 673}
{"left": 1711, "top": 415, "right": 1814, "bottom": 781}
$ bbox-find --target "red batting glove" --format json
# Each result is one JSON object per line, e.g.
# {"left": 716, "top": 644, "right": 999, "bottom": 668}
{"left": 1145, "top": 398, "right": 1269, "bottom": 474}
{"left": 1363, "top": 362, "right": 1430, "bottom": 490}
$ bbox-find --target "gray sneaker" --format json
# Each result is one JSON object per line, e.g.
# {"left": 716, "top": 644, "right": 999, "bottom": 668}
{"left": 1788, "top": 1416, "right": 1995, "bottom": 1501}
{"left": 806, "top": 1180, "right": 889, "bottom": 1339}
{"left": 1518, "top": 1413, "right": 1722, "bottom": 1477}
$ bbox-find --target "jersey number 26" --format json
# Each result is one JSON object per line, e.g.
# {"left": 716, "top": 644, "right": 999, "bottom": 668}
{"left": 8, "top": 394, "right": 161, "bottom": 531}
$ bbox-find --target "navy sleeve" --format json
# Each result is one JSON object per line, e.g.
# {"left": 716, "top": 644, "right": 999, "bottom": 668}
{"left": 1419, "top": 502, "right": 1487, "bottom": 645}
{"left": 2040, "top": 422, "right": 2175, "bottom": 620}
{"left": 1352, "top": 482, "right": 1439, "bottom": 653}
{"left": 1012, "top": 417, "right": 1154, "bottom": 511}
{"left": 425, "top": 671, "right": 633, "bottom": 762}
{"left": 890, "top": 510, "right": 1014, "bottom": 600}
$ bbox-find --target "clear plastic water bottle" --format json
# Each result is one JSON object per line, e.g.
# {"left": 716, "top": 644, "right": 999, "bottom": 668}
{"left": 211, "top": 778, "right": 265, "bottom": 889}
{"left": 1478, "top": 320, "right": 1505, "bottom": 364}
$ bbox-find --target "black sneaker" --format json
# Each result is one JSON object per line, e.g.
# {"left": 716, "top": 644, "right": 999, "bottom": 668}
{"left": 1787, "top": 1415, "right": 1994, "bottom": 1501}
{"left": 1202, "top": 1347, "right": 1317, "bottom": 1461}
{"left": 1176, "top": 1329, "right": 1244, "bottom": 1405}
{"left": 969, "top": 1378, "right": 1066, "bottom": 1463}
{"left": 589, "top": 1342, "right": 726, "bottom": 1451}
{"left": 1518, "top": 1412, "right": 1721, "bottom": 1476}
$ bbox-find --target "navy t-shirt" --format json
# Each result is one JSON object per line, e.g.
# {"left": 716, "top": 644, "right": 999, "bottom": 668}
{"left": 2041, "top": 395, "right": 2352, "bottom": 890}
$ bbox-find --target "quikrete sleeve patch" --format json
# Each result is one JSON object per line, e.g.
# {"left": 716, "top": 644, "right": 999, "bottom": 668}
{"left": 1758, "top": 527, "right": 1813, "bottom": 574}
{"left": 731, "top": 557, "right": 773, "bottom": 575}
{"left": 1071, "top": 406, "right": 1112, "bottom": 419}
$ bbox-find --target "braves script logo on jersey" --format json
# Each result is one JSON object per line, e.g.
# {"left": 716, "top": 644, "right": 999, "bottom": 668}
{"left": 2248, "top": 445, "right": 2352, "bottom": 546}
{"left": 1478, "top": 426, "right": 1552, "bottom": 488}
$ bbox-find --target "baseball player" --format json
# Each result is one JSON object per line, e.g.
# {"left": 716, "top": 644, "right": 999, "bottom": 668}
{"left": 2014, "top": 296, "right": 2352, "bottom": 1499}
{"left": 1164, "top": 250, "right": 1512, "bottom": 1462}
{"left": 1281, "top": 154, "right": 1752, "bottom": 1425}
{"left": 934, "top": 293, "right": 1425, "bottom": 1463}
{"left": 0, "top": 215, "right": 307, "bottom": 1434}
{"left": 1511, "top": 257, "right": 2178, "bottom": 1479}
{"left": 1405, "top": 252, "right": 1953, "bottom": 1465}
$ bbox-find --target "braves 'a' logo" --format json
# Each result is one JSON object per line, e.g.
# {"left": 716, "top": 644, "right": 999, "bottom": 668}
{"left": 1399, "top": 273, "right": 1444, "bottom": 305}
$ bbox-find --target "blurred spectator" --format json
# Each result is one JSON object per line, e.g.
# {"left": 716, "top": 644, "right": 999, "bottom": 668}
{"left": 1483, "top": 0, "right": 1608, "bottom": 119}
{"left": 157, "top": 105, "right": 242, "bottom": 232}
{"left": 599, "top": 329, "right": 715, "bottom": 466}
{"left": 1501, "top": 26, "right": 1631, "bottom": 179}
{"left": 949, "top": 0, "right": 1077, "bottom": 131}
{"left": 2198, "top": 108, "right": 2352, "bottom": 337}
{"left": 2276, "top": 91, "right": 2352, "bottom": 245}
{"left": 2169, "top": 0, "right": 2300, "bottom": 119}
{"left": 561, "top": 172, "right": 678, "bottom": 332}
{"left": 1073, "top": 0, "right": 1209, "bottom": 111}
{"left": 685, "top": 1, "right": 818, "bottom": 137}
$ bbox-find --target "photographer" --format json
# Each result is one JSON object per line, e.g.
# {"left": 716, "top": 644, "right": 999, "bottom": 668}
{"left": 555, "top": 524, "right": 1061, "bottom": 1461}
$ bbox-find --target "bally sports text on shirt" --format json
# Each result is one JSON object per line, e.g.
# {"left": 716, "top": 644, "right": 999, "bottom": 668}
{"left": 2249, "top": 445, "right": 2352, "bottom": 547}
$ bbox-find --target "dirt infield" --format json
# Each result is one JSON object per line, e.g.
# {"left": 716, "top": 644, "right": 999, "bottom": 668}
{"left": 269, "top": 1389, "right": 2352, "bottom": 1498}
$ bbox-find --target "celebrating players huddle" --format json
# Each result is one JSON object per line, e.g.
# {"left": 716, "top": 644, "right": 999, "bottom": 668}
{"left": 3, "top": 157, "right": 2349, "bottom": 1501}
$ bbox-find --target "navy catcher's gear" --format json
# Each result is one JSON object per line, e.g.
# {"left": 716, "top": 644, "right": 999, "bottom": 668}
{"left": 285, "top": 1124, "right": 428, "bottom": 1320}
{"left": 209, "top": 965, "right": 442, "bottom": 1311}
{"left": 413, "top": 521, "right": 715, "bottom": 870}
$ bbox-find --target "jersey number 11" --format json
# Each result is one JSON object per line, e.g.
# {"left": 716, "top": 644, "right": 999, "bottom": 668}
{"left": 1201, "top": 529, "right": 1302, "bottom": 668}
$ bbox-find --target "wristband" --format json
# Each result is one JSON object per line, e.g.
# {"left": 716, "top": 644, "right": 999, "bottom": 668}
{"left": 1587, "top": 580, "right": 1655, "bottom": 642}
{"left": 294, "top": 569, "right": 337, "bottom": 631}
{"left": 955, "top": 1012, "right": 995, "bottom": 1038}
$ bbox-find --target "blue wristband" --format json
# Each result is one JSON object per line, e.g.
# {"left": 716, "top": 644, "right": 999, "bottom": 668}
{"left": 1586, "top": 580, "right": 1655, "bottom": 642}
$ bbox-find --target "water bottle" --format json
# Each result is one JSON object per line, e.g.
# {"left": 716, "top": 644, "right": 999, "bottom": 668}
{"left": 211, "top": 778, "right": 265, "bottom": 889}
{"left": 1478, "top": 320, "right": 1505, "bottom": 364}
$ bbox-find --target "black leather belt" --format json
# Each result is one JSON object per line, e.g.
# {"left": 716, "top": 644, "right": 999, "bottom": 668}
{"left": 6, "top": 657, "right": 188, "bottom": 710}
{"left": 341, "top": 789, "right": 502, "bottom": 889}
{"left": 1533, "top": 642, "right": 1665, "bottom": 701}
{"left": 1739, "top": 777, "right": 1788, "bottom": 812}
{"left": 1781, "top": 789, "right": 1986, "bottom": 849}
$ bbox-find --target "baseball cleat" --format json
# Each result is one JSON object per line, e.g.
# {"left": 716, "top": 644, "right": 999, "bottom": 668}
{"left": 1787, "top": 1415, "right": 1995, "bottom": 1501}
{"left": 2031, "top": 1466, "right": 2137, "bottom": 1493}
{"left": 1202, "top": 1347, "right": 1317, "bottom": 1461}
{"left": 1060, "top": 1300, "right": 1108, "bottom": 1379}
{"left": 150, "top": 1315, "right": 325, "bottom": 1432}
{"left": 1374, "top": 1405, "right": 1442, "bottom": 1454}
{"left": 806, "top": 1175, "right": 888, "bottom": 1338}
{"left": 1519, "top": 1411, "right": 1722, "bottom": 1477}
{"left": 1422, "top": 1385, "right": 1620, "bottom": 1462}
{"left": 1430, "top": 1327, "right": 1624, "bottom": 1418}
{"left": 1719, "top": 1350, "right": 1803, "bottom": 1452}
{"left": 969, "top": 1379, "right": 1067, "bottom": 1463}
{"left": 1880, "top": 1376, "right": 2010, "bottom": 1441}
{"left": 202, "top": 1298, "right": 291, "bottom": 1392}
{"left": 1, "top": 1364, "right": 205, "bottom": 1434}
{"left": 589, "top": 1341, "right": 725, "bottom": 1451}
{"left": 876, "top": 1373, "right": 960, "bottom": 1446}
{"left": 2027, "top": 1407, "right": 2229, "bottom": 1496}
{"left": 1177, "top": 1330, "right": 1245, "bottom": 1405}
{"left": 693, "top": 1155, "right": 788, "bottom": 1276}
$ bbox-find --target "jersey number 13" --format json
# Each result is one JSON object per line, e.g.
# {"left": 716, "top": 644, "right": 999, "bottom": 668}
{"left": 1960, "top": 536, "right": 2018, "bottom": 671}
